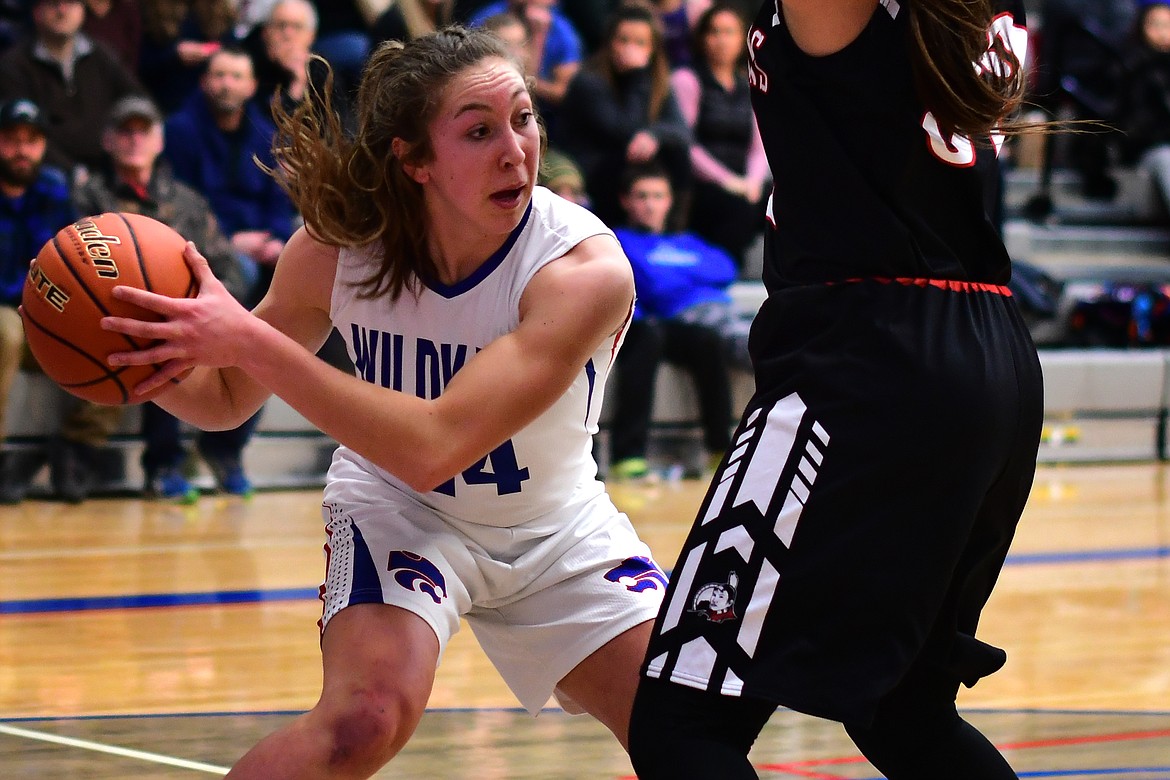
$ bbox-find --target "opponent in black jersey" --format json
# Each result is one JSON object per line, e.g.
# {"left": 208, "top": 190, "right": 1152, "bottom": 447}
{"left": 628, "top": 2, "right": 1039, "bottom": 778}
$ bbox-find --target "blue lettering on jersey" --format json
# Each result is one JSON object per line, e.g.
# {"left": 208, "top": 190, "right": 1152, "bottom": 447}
{"left": 350, "top": 325, "right": 404, "bottom": 391}
{"left": 415, "top": 338, "right": 470, "bottom": 400}
{"left": 347, "top": 325, "right": 531, "bottom": 498}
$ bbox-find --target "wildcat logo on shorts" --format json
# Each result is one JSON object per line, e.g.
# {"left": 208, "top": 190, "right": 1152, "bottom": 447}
{"left": 387, "top": 550, "right": 447, "bottom": 604}
{"left": 604, "top": 556, "right": 668, "bottom": 593}
{"left": 689, "top": 572, "right": 739, "bottom": 623}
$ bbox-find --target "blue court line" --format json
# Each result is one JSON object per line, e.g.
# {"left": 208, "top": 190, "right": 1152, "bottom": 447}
{"left": 851, "top": 771, "right": 1170, "bottom": 776}
{"left": 1005, "top": 546, "right": 1170, "bottom": 565}
{"left": 1020, "top": 770, "right": 1170, "bottom": 778}
{"left": 0, "top": 588, "right": 318, "bottom": 615}
{"left": 2, "top": 546, "right": 1167, "bottom": 616}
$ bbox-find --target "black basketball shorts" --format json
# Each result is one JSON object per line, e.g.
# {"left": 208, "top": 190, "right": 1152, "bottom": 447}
{"left": 642, "top": 278, "right": 1045, "bottom": 725}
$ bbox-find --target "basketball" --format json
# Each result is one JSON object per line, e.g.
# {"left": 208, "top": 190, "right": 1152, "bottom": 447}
{"left": 20, "top": 212, "right": 199, "bottom": 405}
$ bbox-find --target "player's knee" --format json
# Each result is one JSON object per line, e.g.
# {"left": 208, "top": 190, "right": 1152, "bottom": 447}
{"left": 318, "top": 687, "right": 423, "bottom": 772}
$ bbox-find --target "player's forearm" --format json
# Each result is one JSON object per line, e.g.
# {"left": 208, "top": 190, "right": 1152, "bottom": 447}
{"left": 152, "top": 364, "right": 269, "bottom": 431}
{"left": 235, "top": 317, "right": 466, "bottom": 491}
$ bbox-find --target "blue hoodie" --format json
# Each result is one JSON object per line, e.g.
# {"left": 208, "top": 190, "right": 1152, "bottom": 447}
{"left": 614, "top": 227, "right": 737, "bottom": 320}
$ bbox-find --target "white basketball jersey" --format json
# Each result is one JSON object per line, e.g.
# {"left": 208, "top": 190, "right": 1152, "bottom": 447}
{"left": 328, "top": 187, "right": 621, "bottom": 528}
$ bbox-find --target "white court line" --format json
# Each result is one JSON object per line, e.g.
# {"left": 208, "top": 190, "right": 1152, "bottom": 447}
{"left": 0, "top": 723, "right": 229, "bottom": 775}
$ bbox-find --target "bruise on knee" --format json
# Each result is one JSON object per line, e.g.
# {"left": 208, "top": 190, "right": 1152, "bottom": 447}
{"left": 323, "top": 691, "right": 420, "bottom": 770}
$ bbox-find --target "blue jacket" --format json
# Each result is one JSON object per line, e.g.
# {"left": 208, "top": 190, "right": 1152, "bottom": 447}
{"left": 164, "top": 92, "right": 295, "bottom": 242}
{"left": 0, "top": 165, "right": 75, "bottom": 306}
{"left": 614, "top": 227, "right": 736, "bottom": 320}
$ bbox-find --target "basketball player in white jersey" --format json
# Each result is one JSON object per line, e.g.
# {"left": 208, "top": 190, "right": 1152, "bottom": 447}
{"left": 100, "top": 28, "right": 667, "bottom": 778}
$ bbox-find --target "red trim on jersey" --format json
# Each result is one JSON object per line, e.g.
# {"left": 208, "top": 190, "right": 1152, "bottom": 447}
{"left": 838, "top": 277, "right": 1013, "bottom": 296}
{"left": 610, "top": 303, "right": 633, "bottom": 369}
{"left": 316, "top": 523, "right": 334, "bottom": 632}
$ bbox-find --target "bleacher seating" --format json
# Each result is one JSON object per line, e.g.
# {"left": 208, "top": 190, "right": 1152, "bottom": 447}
{"left": 9, "top": 270, "right": 1170, "bottom": 497}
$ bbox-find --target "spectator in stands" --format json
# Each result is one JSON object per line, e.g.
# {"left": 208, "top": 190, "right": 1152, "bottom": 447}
{"left": 1031, "top": 0, "right": 1136, "bottom": 201}
{"left": 82, "top": 0, "right": 142, "bottom": 72}
{"left": 671, "top": 2, "right": 767, "bottom": 271}
{"left": 0, "top": 98, "right": 122, "bottom": 503}
{"left": 165, "top": 44, "right": 294, "bottom": 306}
{"left": 608, "top": 162, "right": 745, "bottom": 482}
{"left": 469, "top": 0, "right": 583, "bottom": 126}
{"left": 1118, "top": 1, "right": 1170, "bottom": 220}
{"left": 308, "top": 0, "right": 376, "bottom": 104}
{"left": 371, "top": 0, "right": 454, "bottom": 43}
{"left": 72, "top": 95, "right": 249, "bottom": 500}
{"left": 556, "top": 1, "right": 691, "bottom": 229}
{"left": 244, "top": 0, "right": 340, "bottom": 125}
{"left": 0, "top": 0, "right": 24, "bottom": 52}
{"left": 539, "top": 146, "right": 590, "bottom": 206}
{"left": 164, "top": 45, "right": 295, "bottom": 495}
{"left": 0, "top": 0, "right": 143, "bottom": 179}
{"left": 139, "top": 0, "right": 237, "bottom": 113}
{"left": 649, "top": 0, "right": 708, "bottom": 69}
{"left": 480, "top": 8, "right": 526, "bottom": 59}
{"left": 557, "top": 0, "right": 614, "bottom": 52}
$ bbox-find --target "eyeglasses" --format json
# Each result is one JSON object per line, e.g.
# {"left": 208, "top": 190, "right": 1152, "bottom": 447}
{"left": 268, "top": 19, "right": 309, "bottom": 31}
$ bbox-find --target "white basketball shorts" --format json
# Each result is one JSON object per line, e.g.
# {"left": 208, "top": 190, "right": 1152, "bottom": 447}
{"left": 318, "top": 481, "right": 667, "bottom": 715}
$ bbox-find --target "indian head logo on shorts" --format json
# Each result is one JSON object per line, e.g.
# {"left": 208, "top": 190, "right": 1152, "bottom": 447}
{"left": 689, "top": 572, "right": 739, "bottom": 623}
{"left": 604, "top": 556, "right": 668, "bottom": 593}
{"left": 387, "top": 550, "right": 447, "bottom": 604}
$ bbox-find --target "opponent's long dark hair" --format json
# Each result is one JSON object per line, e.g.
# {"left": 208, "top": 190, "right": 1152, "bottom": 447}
{"left": 907, "top": 0, "right": 1028, "bottom": 138}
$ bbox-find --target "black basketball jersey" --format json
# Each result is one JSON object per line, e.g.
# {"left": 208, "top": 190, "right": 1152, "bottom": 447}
{"left": 748, "top": 0, "right": 1028, "bottom": 291}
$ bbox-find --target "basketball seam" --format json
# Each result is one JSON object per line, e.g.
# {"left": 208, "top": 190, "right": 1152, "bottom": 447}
{"left": 113, "top": 212, "right": 154, "bottom": 291}
{"left": 22, "top": 308, "right": 131, "bottom": 404}
{"left": 50, "top": 225, "right": 141, "bottom": 352}
{"left": 112, "top": 213, "right": 194, "bottom": 385}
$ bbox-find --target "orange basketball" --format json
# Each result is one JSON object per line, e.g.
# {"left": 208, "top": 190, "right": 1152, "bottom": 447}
{"left": 20, "top": 212, "right": 198, "bottom": 405}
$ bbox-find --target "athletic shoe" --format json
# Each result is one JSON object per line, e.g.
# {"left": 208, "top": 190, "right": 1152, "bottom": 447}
{"left": 201, "top": 451, "right": 253, "bottom": 497}
{"left": 145, "top": 468, "right": 199, "bottom": 504}
{"left": 609, "top": 457, "right": 650, "bottom": 481}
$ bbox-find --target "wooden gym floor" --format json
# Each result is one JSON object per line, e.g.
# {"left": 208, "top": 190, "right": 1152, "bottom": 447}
{"left": 1, "top": 462, "right": 1168, "bottom": 778}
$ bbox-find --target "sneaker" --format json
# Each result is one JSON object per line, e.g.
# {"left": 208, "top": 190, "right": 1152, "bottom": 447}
{"left": 609, "top": 457, "right": 650, "bottom": 481}
{"left": 50, "top": 440, "right": 97, "bottom": 504}
{"left": 145, "top": 467, "right": 199, "bottom": 504}
{"left": 201, "top": 452, "right": 253, "bottom": 497}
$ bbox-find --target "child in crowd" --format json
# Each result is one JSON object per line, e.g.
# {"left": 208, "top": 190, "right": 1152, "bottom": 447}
{"left": 609, "top": 162, "right": 748, "bottom": 481}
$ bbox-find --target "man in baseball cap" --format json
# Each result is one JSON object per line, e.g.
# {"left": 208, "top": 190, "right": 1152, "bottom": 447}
{"left": 104, "top": 95, "right": 163, "bottom": 131}
{"left": 0, "top": 98, "right": 47, "bottom": 135}
{"left": 0, "top": 95, "right": 80, "bottom": 503}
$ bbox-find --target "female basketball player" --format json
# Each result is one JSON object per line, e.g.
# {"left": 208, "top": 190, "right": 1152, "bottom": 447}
{"left": 101, "top": 28, "right": 665, "bottom": 778}
{"left": 627, "top": 1, "right": 1039, "bottom": 778}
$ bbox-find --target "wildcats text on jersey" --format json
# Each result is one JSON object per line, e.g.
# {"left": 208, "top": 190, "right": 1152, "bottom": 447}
{"left": 349, "top": 323, "right": 481, "bottom": 401}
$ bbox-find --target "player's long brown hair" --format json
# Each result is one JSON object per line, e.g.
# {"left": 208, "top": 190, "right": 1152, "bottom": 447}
{"left": 265, "top": 27, "right": 530, "bottom": 301}
{"left": 906, "top": 0, "right": 1028, "bottom": 138}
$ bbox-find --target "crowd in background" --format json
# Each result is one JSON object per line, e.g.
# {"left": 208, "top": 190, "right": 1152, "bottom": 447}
{"left": 5, "top": 0, "right": 1170, "bottom": 501}
{"left": 0, "top": 0, "right": 777, "bottom": 501}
